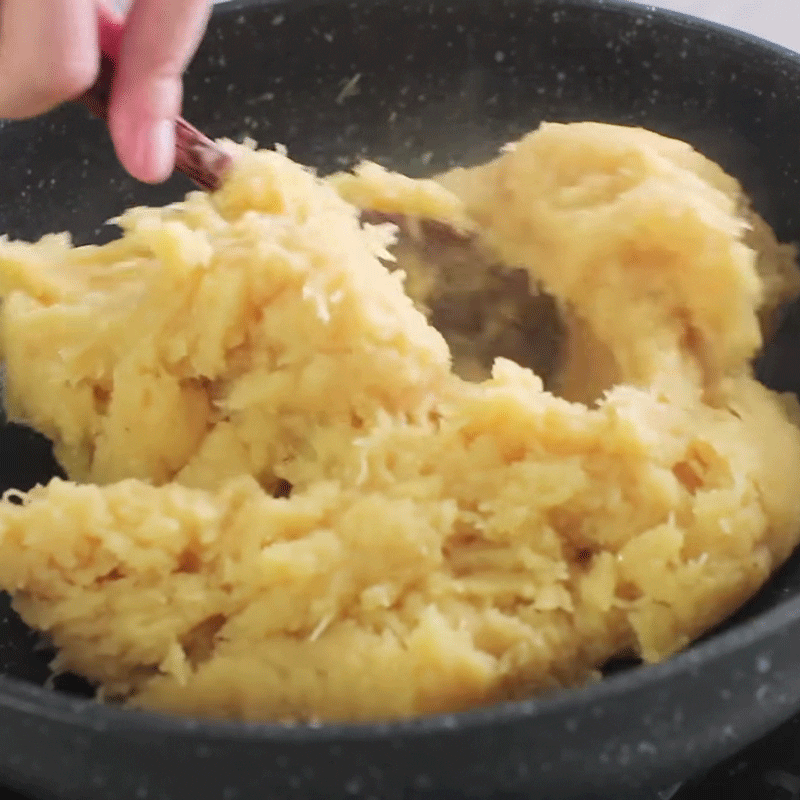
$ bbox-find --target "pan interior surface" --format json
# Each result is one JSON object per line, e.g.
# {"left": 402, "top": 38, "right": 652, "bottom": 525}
{"left": 1, "top": 0, "right": 800, "bottom": 755}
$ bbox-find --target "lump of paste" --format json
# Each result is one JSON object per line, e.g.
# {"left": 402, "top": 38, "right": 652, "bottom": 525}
{"left": 0, "top": 124, "right": 799, "bottom": 722}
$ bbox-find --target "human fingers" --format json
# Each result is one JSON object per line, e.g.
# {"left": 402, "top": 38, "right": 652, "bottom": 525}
{"left": 106, "top": 0, "right": 212, "bottom": 183}
{"left": 0, "top": 0, "right": 99, "bottom": 119}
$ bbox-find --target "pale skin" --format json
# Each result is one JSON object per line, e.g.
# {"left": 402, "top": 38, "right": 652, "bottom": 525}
{"left": 0, "top": 0, "right": 213, "bottom": 183}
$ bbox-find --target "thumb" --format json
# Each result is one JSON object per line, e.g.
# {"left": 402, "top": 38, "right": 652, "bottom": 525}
{"left": 106, "top": 0, "right": 212, "bottom": 184}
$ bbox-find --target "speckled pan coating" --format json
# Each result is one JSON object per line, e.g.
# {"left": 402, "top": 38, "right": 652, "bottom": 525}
{"left": 2, "top": 1, "right": 800, "bottom": 799}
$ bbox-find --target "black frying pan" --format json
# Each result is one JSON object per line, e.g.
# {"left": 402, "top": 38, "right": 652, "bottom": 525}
{"left": 2, "top": 1, "right": 800, "bottom": 798}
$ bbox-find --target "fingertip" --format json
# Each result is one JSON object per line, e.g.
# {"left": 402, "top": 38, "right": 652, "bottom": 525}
{"left": 141, "top": 118, "right": 177, "bottom": 183}
{"left": 110, "top": 113, "right": 177, "bottom": 184}
{"left": 108, "top": 71, "right": 182, "bottom": 184}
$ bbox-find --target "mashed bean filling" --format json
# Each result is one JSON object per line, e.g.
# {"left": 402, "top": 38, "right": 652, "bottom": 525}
{"left": 0, "top": 122, "right": 799, "bottom": 722}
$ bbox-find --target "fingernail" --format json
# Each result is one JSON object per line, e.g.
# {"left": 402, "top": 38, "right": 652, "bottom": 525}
{"left": 139, "top": 118, "right": 175, "bottom": 183}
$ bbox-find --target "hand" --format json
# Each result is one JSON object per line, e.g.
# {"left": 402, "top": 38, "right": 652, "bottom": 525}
{"left": 0, "top": 0, "right": 213, "bottom": 183}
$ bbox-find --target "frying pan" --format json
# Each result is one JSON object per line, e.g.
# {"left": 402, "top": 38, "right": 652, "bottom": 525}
{"left": 2, "top": 0, "right": 800, "bottom": 798}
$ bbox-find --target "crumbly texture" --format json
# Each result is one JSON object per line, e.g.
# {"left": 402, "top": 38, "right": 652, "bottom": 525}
{"left": 0, "top": 123, "right": 799, "bottom": 722}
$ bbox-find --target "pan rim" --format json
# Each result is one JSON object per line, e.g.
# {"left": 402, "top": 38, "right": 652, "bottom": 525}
{"left": 1, "top": 0, "right": 800, "bottom": 743}
{"left": 1, "top": 587, "right": 798, "bottom": 740}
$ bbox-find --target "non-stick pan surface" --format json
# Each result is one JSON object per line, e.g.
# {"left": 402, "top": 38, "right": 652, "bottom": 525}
{"left": 2, "top": 1, "right": 800, "bottom": 798}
